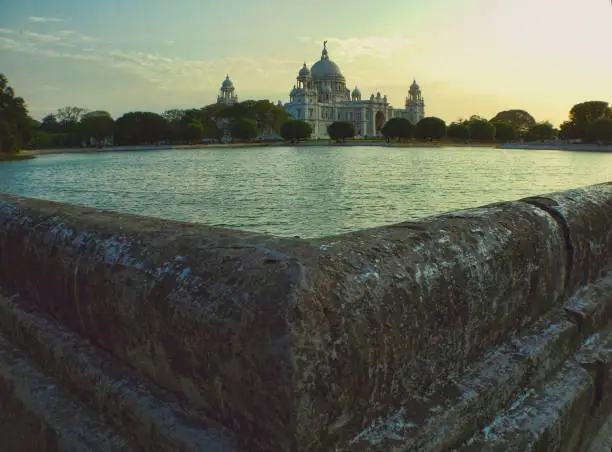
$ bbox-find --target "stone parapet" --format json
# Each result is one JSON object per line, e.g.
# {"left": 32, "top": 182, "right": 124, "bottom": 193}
{"left": 0, "top": 182, "right": 610, "bottom": 451}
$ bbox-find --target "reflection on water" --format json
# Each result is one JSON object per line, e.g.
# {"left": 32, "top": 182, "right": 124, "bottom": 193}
{"left": 0, "top": 146, "right": 610, "bottom": 238}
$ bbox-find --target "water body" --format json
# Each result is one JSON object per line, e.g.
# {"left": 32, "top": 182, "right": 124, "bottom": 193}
{"left": 0, "top": 146, "right": 610, "bottom": 238}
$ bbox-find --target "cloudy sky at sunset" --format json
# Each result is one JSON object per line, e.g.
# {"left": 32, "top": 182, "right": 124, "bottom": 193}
{"left": 2, "top": 0, "right": 611, "bottom": 125}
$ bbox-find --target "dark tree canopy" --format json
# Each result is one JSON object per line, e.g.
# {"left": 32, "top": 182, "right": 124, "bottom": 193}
{"left": 492, "top": 121, "right": 518, "bottom": 142}
{"left": 327, "top": 121, "right": 355, "bottom": 142}
{"left": 566, "top": 101, "right": 612, "bottom": 139}
{"left": 115, "top": 112, "right": 169, "bottom": 145}
{"left": 447, "top": 122, "right": 469, "bottom": 140}
{"left": 56, "top": 106, "right": 88, "bottom": 125}
{"left": 79, "top": 112, "right": 114, "bottom": 143}
{"left": 587, "top": 118, "right": 612, "bottom": 144}
{"left": 381, "top": 118, "right": 415, "bottom": 141}
{"left": 231, "top": 118, "right": 259, "bottom": 140}
{"left": 526, "top": 122, "right": 556, "bottom": 141}
{"left": 468, "top": 118, "right": 496, "bottom": 140}
{"left": 280, "top": 120, "right": 312, "bottom": 142}
{"left": 0, "top": 73, "right": 31, "bottom": 153}
{"left": 490, "top": 109, "right": 536, "bottom": 132}
{"left": 569, "top": 101, "right": 612, "bottom": 126}
{"left": 415, "top": 117, "right": 446, "bottom": 140}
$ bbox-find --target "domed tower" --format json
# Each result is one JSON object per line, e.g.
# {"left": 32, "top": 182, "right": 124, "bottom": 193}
{"left": 351, "top": 86, "right": 362, "bottom": 102}
{"left": 217, "top": 75, "right": 238, "bottom": 105}
{"left": 310, "top": 41, "right": 346, "bottom": 104}
{"left": 406, "top": 79, "right": 425, "bottom": 124}
{"left": 297, "top": 63, "right": 312, "bottom": 90}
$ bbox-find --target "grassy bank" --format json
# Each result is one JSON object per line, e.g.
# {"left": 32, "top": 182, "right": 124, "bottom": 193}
{"left": 0, "top": 152, "right": 36, "bottom": 162}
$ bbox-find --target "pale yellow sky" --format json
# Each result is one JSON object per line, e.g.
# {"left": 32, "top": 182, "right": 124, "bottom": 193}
{"left": 2, "top": 0, "right": 611, "bottom": 125}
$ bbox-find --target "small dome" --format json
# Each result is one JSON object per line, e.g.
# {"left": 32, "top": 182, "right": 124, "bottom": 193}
{"left": 410, "top": 79, "right": 420, "bottom": 91}
{"left": 221, "top": 75, "right": 234, "bottom": 90}
{"left": 352, "top": 86, "right": 361, "bottom": 97}
{"left": 298, "top": 63, "right": 310, "bottom": 77}
{"left": 376, "top": 91, "right": 381, "bottom": 98}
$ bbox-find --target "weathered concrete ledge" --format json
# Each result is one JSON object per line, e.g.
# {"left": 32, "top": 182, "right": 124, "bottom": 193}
{"left": 0, "top": 182, "right": 611, "bottom": 451}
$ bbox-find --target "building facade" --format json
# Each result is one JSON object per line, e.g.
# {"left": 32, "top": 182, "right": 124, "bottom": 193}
{"left": 282, "top": 42, "right": 425, "bottom": 138}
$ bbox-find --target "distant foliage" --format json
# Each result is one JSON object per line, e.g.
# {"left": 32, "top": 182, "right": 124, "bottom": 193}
{"left": 586, "top": 118, "right": 612, "bottom": 144}
{"left": 467, "top": 118, "right": 496, "bottom": 141}
{"left": 381, "top": 118, "right": 415, "bottom": 141}
{"left": 280, "top": 120, "right": 312, "bottom": 142}
{"left": 491, "top": 121, "right": 517, "bottom": 142}
{"left": 526, "top": 122, "right": 557, "bottom": 141}
{"left": 415, "top": 117, "right": 446, "bottom": 140}
{"left": 446, "top": 122, "right": 469, "bottom": 140}
{"left": 79, "top": 112, "right": 114, "bottom": 144}
{"left": 0, "top": 73, "right": 31, "bottom": 153}
{"left": 327, "top": 121, "right": 355, "bottom": 142}
{"left": 115, "top": 112, "right": 170, "bottom": 145}
{"left": 490, "top": 109, "right": 536, "bottom": 133}
{"left": 231, "top": 118, "right": 259, "bottom": 141}
{"left": 56, "top": 106, "right": 88, "bottom": 125}
{"left": 564, "top": 101, "right": 612, "bottom": 141}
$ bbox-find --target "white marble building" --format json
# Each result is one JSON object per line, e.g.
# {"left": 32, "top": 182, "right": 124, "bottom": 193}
{"left": 282, "top": 41, "right": 425, "bottom": 138}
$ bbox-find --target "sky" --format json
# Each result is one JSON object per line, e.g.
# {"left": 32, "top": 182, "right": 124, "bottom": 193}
{"left": 1, "top": 0, "right": 611, "bottom": 126}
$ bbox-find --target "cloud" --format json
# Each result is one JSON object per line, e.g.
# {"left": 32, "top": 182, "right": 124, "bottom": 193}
{"left": 55, "top": 30, "right": 98, "bottom": 42}
{"left": 303, "top": 34, "right": 413, "bottom": 61}
{"left": 28, "top": 16, "right": 65, "bottom": 23}
{"left": 22, "top": 31, "right": 61, "bottom": 41}
{"left": 0, "top": 28, "right": 15, "bottom": 34}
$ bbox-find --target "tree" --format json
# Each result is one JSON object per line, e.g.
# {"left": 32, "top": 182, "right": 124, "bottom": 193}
{"left": 415, "top": 117, "right": 446, "bottom": 140}
{"left": 27, "top": 130, "right": 54, "bottom": 149}
{"left": 327, "top": 121, "right": 355, "bottom": 142}
{"left": 184, "top": 121, "right": 204, "bottom": 142}
{"left": 0, "top": 121, "right": 16, "bottom": 153}
{"left": 492, "top": 121, "right": 517, "bottom": 142}
{"left": 114, "top": 112, "right": 170, "bottom": 145}
{"left": 381, "top": 118, "right": 415, "bottom": 142}
{"left": 231, "top": 118, "right": 259, "bottom": 141}
{"left": 559, "top": 121, "right": 580, "bottom": 140}
{"left": 468, "top": 118, "right": 496, "bottom": 140}
{"left": 526, "top": 122, "right": 556, "bottom": 141}
{"left": 40, "top": 114, "right": 61, "bottom": 134}
{"left": 80, "top": 111, "right": 114, "bottom": 145}
{"left": 490, "top": 109, "right": 536, "bottom": 133}
{"left": 0, "top": 73, "right": 32, "bottom": 153}
{"left": 56, "top": 106, "right": 88, "bottom": 125}
{"left": 280, "top": 120, "right": 312, "bottom": 142}
{"left": 567, "top": 101, "right": 612, "bottom": 140}
{"left": 587, "top": 118, "right": 612, "bottom": 144}
{"left": 447, "top": 122, "right": 469, "bottom": 140}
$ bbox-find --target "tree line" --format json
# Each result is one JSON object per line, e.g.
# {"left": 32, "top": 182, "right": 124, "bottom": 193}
{"left": 281, "top": 104, "right": 612, "bottom": 144}
{"left": 1, "top": 73, "right": 291, "bottom": 153}
{"left": 2, "top": 71, "right": 612, "bottom": 154}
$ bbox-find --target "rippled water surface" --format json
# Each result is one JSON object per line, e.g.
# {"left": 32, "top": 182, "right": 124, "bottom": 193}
{"left": 0, "top": 146, "right": 610, "bottom": 237}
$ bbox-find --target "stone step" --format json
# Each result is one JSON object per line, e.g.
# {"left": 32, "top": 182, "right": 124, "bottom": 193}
{"left": 345, "top": 272, "right": 612, "bottom": 451}
{"left": 0, "top": 292, "right": 240, "bottom": 452}
{"left": 458, "top": 361, "right": 594, "bottom": 451}
{"left": 0, "top": 331, "right": 134, "bottom": 452}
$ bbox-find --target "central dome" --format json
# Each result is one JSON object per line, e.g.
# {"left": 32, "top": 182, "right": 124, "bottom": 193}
{"left": 310, "top": 59, "right": 343, "bottom": 79}
{"left": 310, "top": 41, "right": 344, "bottom": 80}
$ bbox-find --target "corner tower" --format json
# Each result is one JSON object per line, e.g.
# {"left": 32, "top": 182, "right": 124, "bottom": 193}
{"left": 405, "top": 79, "right": 425, "bottom": 124}
{"left": 217, "top": 75, "right": 238, "bottom": 105}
